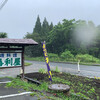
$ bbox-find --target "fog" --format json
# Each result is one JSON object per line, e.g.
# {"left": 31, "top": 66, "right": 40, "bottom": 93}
{"left": 73, "top": 22, "right": 97, "bottom": 46}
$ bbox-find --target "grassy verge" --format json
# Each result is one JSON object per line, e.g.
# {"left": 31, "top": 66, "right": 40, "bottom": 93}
{"left": 25, "top": 56, "right": 100, "bottom": 66}
{"left": 24, "top": 62, "right": 32, "bottom": 66}
{"left": 6, "top": 78, "right": 87, "bottom": 100}
{"left": 6, "top": 70, "right": 100, "bottom": 100}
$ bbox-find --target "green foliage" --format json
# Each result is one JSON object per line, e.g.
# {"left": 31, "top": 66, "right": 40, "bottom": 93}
{"left": 87, "top": 87, "right": 96, "bottom": 95}
{"left": 76, "top": 54, "right": 99, "bottom": 63}
{"left": 41, "top": 17, "right": 49, "bottom": 36}
{"left": 60, "top": 50, "right": 74, "bottom": 59}
{"left": 39, "top": 68, "right": 47, "bottom": 74}
{"left": 30, "top": 92, "right": 37, "bottom": 96}
{"left": 52, "top": 77, "right": 71, "bottom": 85}
{"left": 24, "top": 16, "right": 100, "bottom": 60}
{"left": 25, "top": 56, "right": 44, "bottom": 61}
{"left": 5, "top": 71, "right": 100, "bottom": 100}
{"left": 24, "top": 62, "right": 32, "bottom": 66}
{"left": 48, "top": 53, "right": 58, "bottom": 58}
{"left": 25, "top": 16, "right": 53, "bottom": 57}
{"left": 54, "top": 66, "right": 60, "bottom": 72}
{"left": 0, "top": 32, "right": 7, "bottom": 38}
{"left": 25, "top": 55, "right": 100, "bottom": 65}
{"left": 76, "top": 92, "right": 90, "bottom": 99}
{"left": 33, "top": 15, "right": 41, "bottom": 34}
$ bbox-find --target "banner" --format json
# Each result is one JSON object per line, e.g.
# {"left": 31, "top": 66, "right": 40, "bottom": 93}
{"left": 42, "top": 41, "right": 52, "bottom": 81}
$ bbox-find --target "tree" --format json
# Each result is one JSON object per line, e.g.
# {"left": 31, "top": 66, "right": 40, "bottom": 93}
{"left": 41, "top": 17, "right": 49, "bottom": 36}
{"left": 47, "top": 19, "right": 75, "bottom": 54}
{"left": 49, "top": 22, "right": 53, "bottom": 31}
{"left": 0, "top": 32, "right": 7, "bottom": 38}
{"left": 25, "top": 16, "right": 53, "bottom": 57}
{"left": 33, "top": 15, "right": 41, "bottom": 34}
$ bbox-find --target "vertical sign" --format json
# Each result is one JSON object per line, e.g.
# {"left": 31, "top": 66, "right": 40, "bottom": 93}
{"left": 42, "top": 41, "right": 52, "bottom": 81}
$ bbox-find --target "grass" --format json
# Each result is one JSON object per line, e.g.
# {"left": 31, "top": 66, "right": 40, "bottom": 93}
{"left": 25, "top": 56, "right": 100, "bottom": 66}
{"left": 25, "top": 56, "right": 45, "bottom": 62}
{"left": 0, "top": 76, "right": 14, "bottom": 80}
{"left": 6, "top": 78, "right": 84, "bottom": 100}
{"left": 5, "top": 70, "right": 100, "bottom": 100}
{"left": 24, "top": 62, "right": 32, "bottom": 66}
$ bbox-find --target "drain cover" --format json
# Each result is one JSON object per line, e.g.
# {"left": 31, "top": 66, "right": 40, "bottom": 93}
{"left": 48, "top": 84, "right": 70, "bottom": 92}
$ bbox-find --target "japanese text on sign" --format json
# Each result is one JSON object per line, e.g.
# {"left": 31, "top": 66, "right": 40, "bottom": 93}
{"left": 42, "top": 41, "right": 52, "bottom": 81}
{"left": 0, "top": 53, "right": 22, "bottom": 67}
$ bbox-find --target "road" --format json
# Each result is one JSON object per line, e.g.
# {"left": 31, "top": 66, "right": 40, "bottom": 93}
{"left": 0, "top": 61, "right": 100, "bottom": 100}
{"left": 26, "top": 60, "right": 100, "bottom": 78}
{"left": 0, "top": 60, "right": 100, "bottom": 78}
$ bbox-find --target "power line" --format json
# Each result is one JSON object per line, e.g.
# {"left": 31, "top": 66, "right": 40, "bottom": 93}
{"left": 0, "top": 0, "right": 8, "bottom": 10}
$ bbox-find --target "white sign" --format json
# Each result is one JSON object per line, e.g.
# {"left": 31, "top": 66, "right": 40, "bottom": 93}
{"left": 0, "top": 53, "right": 22, "bottom": 67}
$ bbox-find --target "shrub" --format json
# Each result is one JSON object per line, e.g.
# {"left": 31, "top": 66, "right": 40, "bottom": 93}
{"left": 48, "top": 53, "right": 59, "bottom": 58}
{"left": 55, "top": 66, "right": 60, "bottom": 72}
{"left": 76, "top": 54, "right": 99, "bottom": 63}
{"left": 39, "top": 68, "right": 47, "bottom": 74}
{"left": 60, "top": 50, "right": 74, "bottom": 59}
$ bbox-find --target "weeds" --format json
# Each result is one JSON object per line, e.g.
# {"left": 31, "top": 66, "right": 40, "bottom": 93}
{"left": 39, "top": 68, "right": 47, "bottom": 74}
{"left": 5, "top": 71, "right": 100, "bottom": 100}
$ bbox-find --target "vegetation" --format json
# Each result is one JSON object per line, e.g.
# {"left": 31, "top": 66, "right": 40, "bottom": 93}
{"left": 6, "top": 70, "right": 100, "bottom": 100}
{"left": 24, "top": 62, "right": 32, "bottom": 66}
{"left": 24, "top": 15, "right": 100, "bottom": 64}
{"left": 0, "top": 32, "right": 7, "bottom": 38}
{"left": 39, "top": 68, "right": 47, "bottom": 74}
{"left": 25, "top": 52, "right": 100, "bottom": 66}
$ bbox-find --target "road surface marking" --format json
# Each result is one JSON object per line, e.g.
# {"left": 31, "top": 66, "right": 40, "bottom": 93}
{"left": 0, "top": 92, "right": 32, "bottom": 99}
{"left": 0, "top": 81, "right": 11, "bottom": 84}
{"left": 0, "top": 72, "right": 6, "bottom": 74}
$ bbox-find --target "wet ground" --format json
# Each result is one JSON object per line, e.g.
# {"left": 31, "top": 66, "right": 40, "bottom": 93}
{"left": 0, "top": 61, "right": 100, "bottom": 100}
{"left": 25, "top": 61, "right": 100, "bottom": 78}
{"left": 0, "top": 77, "right": 50, "bottom": 100}
{"left": 0, "top": 61, "right": 100, "bottom": 78}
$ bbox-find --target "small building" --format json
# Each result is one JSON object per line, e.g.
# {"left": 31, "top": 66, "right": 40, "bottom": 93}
{"left": 0, "top": 38, "right": 38, "bottom": 78}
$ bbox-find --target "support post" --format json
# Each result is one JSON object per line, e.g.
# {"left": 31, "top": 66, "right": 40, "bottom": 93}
{"left": 78, "top": 59, "right": 80, "bottom": 72}
{"left": 22, "top": 46, "right": 25, "bottom": 79}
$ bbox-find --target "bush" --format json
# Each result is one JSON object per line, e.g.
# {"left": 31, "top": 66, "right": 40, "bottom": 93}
{"left": 76, "top": 54, "right": 99, "bottom": 63}
{"left": 39, "top": 68, "right": 47, "bottom": 74}
{"left": 55, "top": 66, "right": 60, "bottom": 72}
{"left": 48, "top": 53, "right": 59, "bottom": 58}
{"left": 60, "top": 50, "right": 74, "bottom": 59}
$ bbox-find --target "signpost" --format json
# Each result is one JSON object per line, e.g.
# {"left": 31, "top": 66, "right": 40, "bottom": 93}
{"left": 42, "top": 41, "right": 52, "bottom": 82}
{"left": 0, "top": 38, "right": 38, "bottom": 78}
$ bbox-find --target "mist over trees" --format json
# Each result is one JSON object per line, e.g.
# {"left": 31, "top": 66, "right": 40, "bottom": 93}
{"left": 24, "top": 15, "right": 100, "bottom": 58}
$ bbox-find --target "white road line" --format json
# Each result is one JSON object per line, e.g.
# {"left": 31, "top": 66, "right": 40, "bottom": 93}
{"left": 0, "top": 92, "right": 32, "bottom": 99}
{"left": 0, "top": 72, "right": 6, "bottom": 74}
{"left": 0, "top": 81, "right": 11, "bottom": 84}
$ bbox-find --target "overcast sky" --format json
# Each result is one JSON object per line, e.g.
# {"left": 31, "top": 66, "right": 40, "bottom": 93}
{"left": 0, "top": 0, "right": 100, "bottom": 39}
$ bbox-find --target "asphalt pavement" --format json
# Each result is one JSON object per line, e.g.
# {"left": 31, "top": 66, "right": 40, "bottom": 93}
{"left": 0, "top": 60, "right": 100, "bottom": 78}
{"left": 0, "top": 60, "right": 100, "bottom": 100}
{"left": 0, "top": 78, "right": 50, "bottom": 100}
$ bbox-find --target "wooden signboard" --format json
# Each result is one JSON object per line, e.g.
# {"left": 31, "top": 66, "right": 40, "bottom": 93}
{"left": 0, "top": 52, "right": 22, "bottom": 67}
{"left": 0, "top": 38, "right": 38, "bottom": 78}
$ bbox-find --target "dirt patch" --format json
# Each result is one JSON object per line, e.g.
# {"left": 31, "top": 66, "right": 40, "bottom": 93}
{"left": 23, "top": 72, "right": 100, "bottom": 100}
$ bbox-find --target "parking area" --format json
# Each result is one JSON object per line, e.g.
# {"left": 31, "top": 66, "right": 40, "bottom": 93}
{"left": 0, "top": 77, "right": 50, "bottom": 100}
{"left": 0, "top": 78, "right": 36, "bottom": 100}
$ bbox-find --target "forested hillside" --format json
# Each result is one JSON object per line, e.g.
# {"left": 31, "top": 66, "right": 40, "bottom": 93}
{"left": 24, "top": 15, "right": 100, "bottom": 60}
